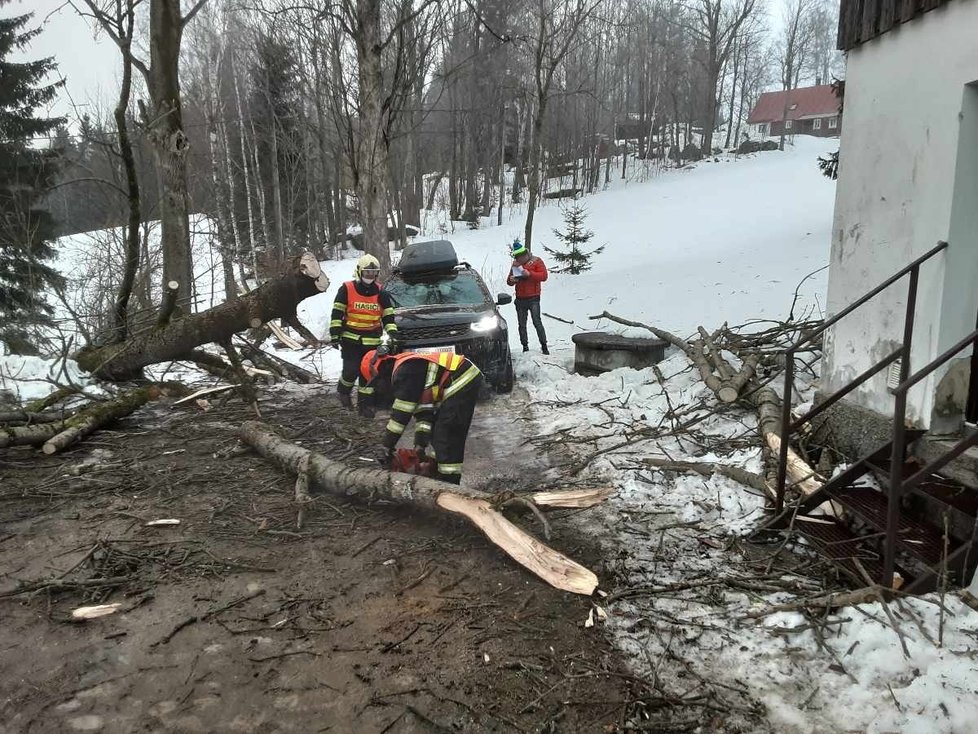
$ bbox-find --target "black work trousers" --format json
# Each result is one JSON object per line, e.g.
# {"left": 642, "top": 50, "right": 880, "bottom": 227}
{"left": 338, "top": 340, "right": 374, "bottom": 402}
{"left": 515, "top": 296, "right": 547, "bottom": 349}
{"left": 430, "top": 374, "right": 484, "bottom": 485}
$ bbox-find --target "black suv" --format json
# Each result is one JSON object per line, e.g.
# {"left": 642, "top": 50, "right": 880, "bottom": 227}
{"left": 385, "top": 240, "right": 514, "bottom": 393}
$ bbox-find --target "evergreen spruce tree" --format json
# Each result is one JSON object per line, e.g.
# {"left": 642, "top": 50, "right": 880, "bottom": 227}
{"left": 0, "top": 4, "right": 65, "bottom": 354}
{"left": 544, "top": 201, "right": 603, "bottom": 275}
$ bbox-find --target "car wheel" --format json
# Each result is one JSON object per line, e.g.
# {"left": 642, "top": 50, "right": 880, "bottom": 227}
{"left": 494, "top": 356, "right": 514, "bottom": 394}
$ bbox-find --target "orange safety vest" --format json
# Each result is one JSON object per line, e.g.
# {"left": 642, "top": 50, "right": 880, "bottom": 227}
{"left": 392, "top": 352, "right": 466, "bottom": 406}
{"left": 344, "top": 281, "right": 382, "bottom": 333}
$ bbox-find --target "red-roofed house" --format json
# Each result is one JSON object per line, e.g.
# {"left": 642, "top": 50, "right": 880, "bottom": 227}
{"left": 747, "top": 84, "right": 841, "bottom": 138}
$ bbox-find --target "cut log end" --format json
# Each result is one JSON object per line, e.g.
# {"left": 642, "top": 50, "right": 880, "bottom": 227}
{"left": 42, "top": 443, "right": 58, "bottom": 455}
{"left": 249, "top": 318, "right": 263, "bottom": 329}
{"left": 718, "top": 386, "right": 740, "bottom": 403}
{"left": 167, "top": 280, "right": 179, "bottom": 291}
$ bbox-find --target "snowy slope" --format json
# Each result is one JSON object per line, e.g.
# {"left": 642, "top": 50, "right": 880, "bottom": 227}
{"left": 292, "top": 137, "right": 837, "bottom": 367}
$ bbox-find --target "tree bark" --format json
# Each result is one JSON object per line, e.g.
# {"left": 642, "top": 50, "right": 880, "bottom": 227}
{"left": 0, "top": 422, "right": 66, "bottom": 449}
{"left": 354, "top": 0, "right": 392, "bottom": 276}
{"left": 42, "top": 388, "right": 153, "bottom": 455}
{"left": 753, "top": 386, "right": 822, "bottom": 496}
{"left": 239, "top": 420, "right": 599, "bottom": 595}
{"left": 0, "top": 411, "right": 66, "bottom": 426}
{"left": 76, "top": 254, "right": 328, "bottom": 381}
{"left": 148, "top": 0, "right": 195, "bottom": 306}
{"left": 112, "top": 1, "right": 141, "bottom": 343}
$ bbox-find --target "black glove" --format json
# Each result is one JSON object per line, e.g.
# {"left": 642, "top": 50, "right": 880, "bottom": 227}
{"left": 413, "top": 433, "right": 429, "bottom": 450}
{"left": 328, "top": 340, "right": 341, "bottom": 350}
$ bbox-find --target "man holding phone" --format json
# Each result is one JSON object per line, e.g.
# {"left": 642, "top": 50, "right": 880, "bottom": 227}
{"left": 505, "top": 239, "right": 549, "bottom": 355}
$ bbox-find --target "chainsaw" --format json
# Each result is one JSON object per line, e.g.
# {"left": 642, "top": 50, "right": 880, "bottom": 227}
{"left": 389, "top": 448, "right": 436, "bottom": 477}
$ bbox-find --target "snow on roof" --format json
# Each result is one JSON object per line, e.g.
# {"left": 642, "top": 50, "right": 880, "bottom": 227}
{"left": 748, "top": 85, "right": 840, "bottom": 125}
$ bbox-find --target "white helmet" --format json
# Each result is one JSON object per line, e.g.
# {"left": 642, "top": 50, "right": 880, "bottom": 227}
{"left": 356, "top": 254, "right": 381, "bottom": 280}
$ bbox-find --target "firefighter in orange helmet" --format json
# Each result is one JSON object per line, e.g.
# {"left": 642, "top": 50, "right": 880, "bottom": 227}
{"left": 329, "top": 254, "right": 397, "bottom": 417}
{"left": 361, "top": 346, "right": 483, "bottom": 485}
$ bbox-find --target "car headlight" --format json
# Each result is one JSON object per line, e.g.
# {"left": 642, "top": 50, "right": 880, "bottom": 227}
{"left": 470, "top": 315, "right": 499, "bottom": 332}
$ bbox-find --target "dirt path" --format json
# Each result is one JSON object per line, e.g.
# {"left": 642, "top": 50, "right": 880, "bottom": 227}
{"left": 0, "top": 386, "right": 645, "bottom": 733}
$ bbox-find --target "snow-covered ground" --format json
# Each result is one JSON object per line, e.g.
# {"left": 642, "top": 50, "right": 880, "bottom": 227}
{"left": 4, "top": 138, "right": 976, "bottom": 733}
{"left": 519, "top": 352, "right": 978, "bottom": 734}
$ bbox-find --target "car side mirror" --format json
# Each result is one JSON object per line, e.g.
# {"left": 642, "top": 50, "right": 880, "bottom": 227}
{"left": 496, "top": 293, "right": 512, "bottom": 306}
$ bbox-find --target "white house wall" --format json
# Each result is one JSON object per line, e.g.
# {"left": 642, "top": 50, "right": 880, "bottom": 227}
{"left": 824, "top": 2, "right": 978, "bottom": 425}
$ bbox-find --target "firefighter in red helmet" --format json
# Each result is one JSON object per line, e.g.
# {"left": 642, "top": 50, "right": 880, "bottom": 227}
{"left": 361, "top": 347, "right": 483, "bottom": 485}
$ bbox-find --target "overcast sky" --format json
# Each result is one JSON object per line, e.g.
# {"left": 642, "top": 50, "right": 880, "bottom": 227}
{"left": 8, "top": 0, "right": 121, "bottom": 126}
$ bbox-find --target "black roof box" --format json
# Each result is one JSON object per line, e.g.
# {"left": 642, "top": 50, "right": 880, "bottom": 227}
{"left": 395, "top": 239, "right": 459, "bottom": 275}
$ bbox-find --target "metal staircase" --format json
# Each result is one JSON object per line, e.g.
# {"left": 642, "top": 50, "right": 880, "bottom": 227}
{"left": 763, "top": 241, "right": 978, "bottom": 593}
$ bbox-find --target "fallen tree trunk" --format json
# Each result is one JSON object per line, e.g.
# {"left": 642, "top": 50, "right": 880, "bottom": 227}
{"left": 76, "top": 253, "right": 329, "bottom": 381}
{"left": 42, "top": 387, "right": 152, "bottom": 455}
{"left": 239, "top": 421, "right": 602, "bottom": 595}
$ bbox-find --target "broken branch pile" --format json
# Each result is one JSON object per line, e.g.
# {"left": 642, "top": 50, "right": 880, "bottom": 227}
{"left": 590, "top": 310, "right": 826, "bottom": 501}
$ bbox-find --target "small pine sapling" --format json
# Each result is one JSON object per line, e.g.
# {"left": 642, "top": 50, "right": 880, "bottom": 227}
{"left": 544, "top": 201, "right": 604, "bottom": 275}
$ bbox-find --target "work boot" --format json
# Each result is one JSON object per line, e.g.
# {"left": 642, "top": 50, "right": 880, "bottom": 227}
{"left": 357, "top": 401, "right": 376, "bottom": 419}
{"left": 434, "top": 472, "right": 461, "bottom": 485}
{"left": 337, "top": 391, "right": 353, "bottom": 409}
{"left": 541, "top": 344, "right": 550, "bottom": 355}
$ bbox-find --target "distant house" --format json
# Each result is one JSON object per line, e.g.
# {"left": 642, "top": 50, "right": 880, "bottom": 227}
{"left": 747, "top": 85, "right": 841, "bottom": 139}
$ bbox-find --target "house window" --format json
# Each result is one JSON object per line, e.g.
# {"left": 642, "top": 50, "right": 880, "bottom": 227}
{"left": 759, "top": 123, "right": 767, "bottom": 135}
{"left": 785, "top": 119, "right": 793, "bottom": 130}
{"left": 828, "top": 117, "right": 838, "bottom": 129}
{"left": 813, "top": 118, "right": 822, "bottom": 130}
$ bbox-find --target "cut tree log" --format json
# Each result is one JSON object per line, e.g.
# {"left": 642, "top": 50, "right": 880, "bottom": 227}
{"left": 42, "top": 387, "right": 152, "bottom": 455}
{"left": 0, "top": 421, "right": 66, "bottom": 449}
{"left": 75, "top": 253, "right": 329, "bottom": 381}
{"left": 697, "top": 326, "right": 733, "bottom": 380}
{"left": 719, "top": 354, "right": 759, "bottom": 404}
{"left": 0, "top": 411, "right": 66, "bottom": 426}
{"left": 238, "top": 421, "right": 601, "bottom": 595}
{"left": 753, "top": 386, "right": 822, "bottom": 497}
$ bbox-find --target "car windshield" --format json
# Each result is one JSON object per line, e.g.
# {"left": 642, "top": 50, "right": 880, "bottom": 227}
{"left": 386, "top": 271, "right": 488, "bottom": 308}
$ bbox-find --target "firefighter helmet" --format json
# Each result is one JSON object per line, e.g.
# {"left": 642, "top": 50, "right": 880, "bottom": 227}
{"left": 360, "top": 345, "right": 393, "bottom": 383}
{"left": 355, "top": 254, "right": 381, "bottom": 279}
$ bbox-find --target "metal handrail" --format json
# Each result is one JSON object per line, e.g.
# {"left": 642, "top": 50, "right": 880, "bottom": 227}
{"left": 773, "top": 241, "right": 949, "bottom": 514}
{"left": 883, "top": 324, "right": 978, "bottom": 586}
{"left": 793, "top": 241, "right": 948, "bottom": 350}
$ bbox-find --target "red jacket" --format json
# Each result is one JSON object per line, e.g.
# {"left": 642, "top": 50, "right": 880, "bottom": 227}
{"left": 506, "top": 256, "right": 548, "bottom": 299}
